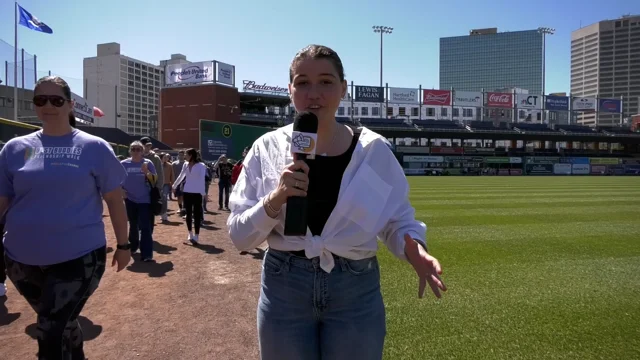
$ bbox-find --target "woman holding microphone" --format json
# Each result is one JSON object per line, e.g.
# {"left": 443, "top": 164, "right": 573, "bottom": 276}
{"left": 227, "top": 45, "right": 446, "bottom": 360}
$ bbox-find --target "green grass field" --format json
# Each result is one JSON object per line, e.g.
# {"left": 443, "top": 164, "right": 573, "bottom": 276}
{"left": 378, "top": 176, "right": 640, "bottom": 360}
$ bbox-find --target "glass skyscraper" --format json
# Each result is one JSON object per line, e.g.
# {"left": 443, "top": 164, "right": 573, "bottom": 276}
{"left": 440, "top": 29, "right": 543, "bottom": 94}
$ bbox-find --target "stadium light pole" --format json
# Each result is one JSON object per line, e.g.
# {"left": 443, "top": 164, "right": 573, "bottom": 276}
{"left": 537, "top": 27, "right": 555, "bottom": 97}
{"left": 372, "top": 26, "right": 393, "bottom": 88}
{"left": 373, "top": 25, "right": 392, "bottom": 118}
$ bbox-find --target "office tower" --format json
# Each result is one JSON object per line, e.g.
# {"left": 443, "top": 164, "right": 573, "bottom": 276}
{"left": 440, "top": 28, "right": 544, "bottom": 94}
{"left": 571, "top": 15, "right": 640, "bottom": 127}
{"left": 84, "top": 43, "right": 163, "bottom": 136}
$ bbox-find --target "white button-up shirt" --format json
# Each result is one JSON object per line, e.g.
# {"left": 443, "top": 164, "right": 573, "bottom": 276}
{"left": 227, "top": 124, "right": 426, "bottom": 273}
{"left": 173, "top": 162, "right": 207, "bottom": 195}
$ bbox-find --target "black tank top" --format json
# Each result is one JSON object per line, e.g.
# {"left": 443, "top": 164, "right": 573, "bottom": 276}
{"left": 305, "top": 127, "right": 361, "bottom": 236}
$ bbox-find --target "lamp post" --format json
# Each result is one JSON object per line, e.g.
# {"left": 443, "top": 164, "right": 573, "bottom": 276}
{"left": 537, "top": 27, "right": 555, "bottom": 97}
{"left": 538, "top": 27, "right": 555, "bottom": 124}
{"left": 373, "top": 25, "right": 393, "bottom": 118}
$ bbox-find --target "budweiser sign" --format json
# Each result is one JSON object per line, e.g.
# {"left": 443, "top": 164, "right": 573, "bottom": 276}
{"left": 242, "top": 80, "right": 288, "bottom": 94}
{"left": 486, "top": 92, "right": 513, "bottom": 108}
{"left": 423, "top": 90, "right": 451, "bottom": 106}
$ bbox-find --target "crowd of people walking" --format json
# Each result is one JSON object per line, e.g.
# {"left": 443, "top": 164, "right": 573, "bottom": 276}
{"left": 0, "top": 75, "right": 246, "bottom": 359}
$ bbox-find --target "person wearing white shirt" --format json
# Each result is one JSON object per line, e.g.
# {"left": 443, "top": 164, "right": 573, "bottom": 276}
{"left": 227, "top": 44, "right": 447, "bottom": 360}
{"left": 173, "top": 148, "right": 206, "bottom": 244}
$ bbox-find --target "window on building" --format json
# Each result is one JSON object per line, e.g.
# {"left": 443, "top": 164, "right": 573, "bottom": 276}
{"left": 441, "top": 107, "right": 448, "bottom": 117}
{"left": 386, "top": 107, "right": 394, "bottom": 116}
{"left": 411, "top": 107, "right": 419, "bottom": 117}
{"left": 398, "top": 107, "right": 406, "bottom": 116}
{"left": 372, "top": 107, "right": 379, "bottom": 116}
{"left": 463, "top": 109, "right": 473, "bottom": 117}
{"left": 427, "top": 107, "right": 435, "bottom": 117}
{"left": 453, "top": 108, "right": 459, "bottom": 118}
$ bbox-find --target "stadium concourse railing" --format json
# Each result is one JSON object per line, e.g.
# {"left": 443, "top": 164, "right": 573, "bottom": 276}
{"left": 0, "top": 117, "right": 129, "bottom": 156}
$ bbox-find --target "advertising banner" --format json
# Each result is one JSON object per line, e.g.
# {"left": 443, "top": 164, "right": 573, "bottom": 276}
{"left": 199, "top": 120, "right": 271, "bottom": 161}
{"left": 589, "top": 158, "right": 619, "bottom": 165}
{"left": 396, "top": 146, "right": 430, "bottom": 153}
{"left": 453, "top": 91, "right": 483, "bottom": 107}
{"left": 624, "top": 165, "right": 640, "bottom": 175}
{"left": 423, "top": 90, "right": 451, "bottom": 105}
{"left": 242, "top": 80, "right": 288, "bottom": 95}
{"left": 71, "top": 92, "right": 94, "bottom": 124}
{"left": 403, "top": 155, "right": 444, "bottom": 163}
{"left": 445, "top": 156, "right": 484, "bottom": 163}
{"left": 484, "top": 157, "right": 510, "bottom": 164}
{"left": 216, "top": 61, "right": 234, "bottom": 86}
{"left": 560, "top": 157, "right": 589, "bottom": 164}
{"left": 165, "top": 61, "right": 214, "bottom": 85}
{"left": 388, "top": 87, "right": 419, "bottom": 103}
{"left": 516, "top": 94, "right": 543, "bottom": 110}
{"left": 598, "top": 98, "right": 622, "bottom": 113}
{"left": 354, "top": 86, "right": 384, "bottom": 103}
{"left": 430, "top": 147, "right": 463, "bottom": 154}
{"left": 590, "top": 165, "right": 607, "bottom": 174}
{"left": 510, "top": 169, "right": 523, "bottom": 176}
{"left": 545, "top": 95, "right": 570, "bottom": 111}
{"left": 572, "top": 164, "right": 590, "bottom": 175}
{"left": 526, "top": 164, "right": 553, "bottom": 175}
{"left": 553, "top": 163, "right": 572, "bottom": 175}
{"left": 486, "top": 92, "right": 513, "bottom": 108}
{"left": 572, "top": 97, "right": 597, "bottom": 111}
{"left": 526, "top": 156, "right": 560, "bottom": 164}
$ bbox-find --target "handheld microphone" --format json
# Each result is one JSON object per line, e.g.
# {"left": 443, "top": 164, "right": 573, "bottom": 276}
{"left": 283, "top": 112, "right": 318, "bottom": 236}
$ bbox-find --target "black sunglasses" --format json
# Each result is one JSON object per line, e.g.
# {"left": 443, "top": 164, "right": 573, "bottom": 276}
{"left": 130, "top": 147, "right": 143, "bottom": 152}
{"left": 33, "top": 95, "right": 69, "bottom": 107}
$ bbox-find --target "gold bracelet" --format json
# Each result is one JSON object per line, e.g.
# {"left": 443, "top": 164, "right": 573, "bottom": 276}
{"left": 264, "top": 193, "right": 281, "bottom": 215}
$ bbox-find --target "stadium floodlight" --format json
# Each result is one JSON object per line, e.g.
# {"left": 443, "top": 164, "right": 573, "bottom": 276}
{"left": 372, "top": 26, "right": 393, "bottom": 118}
{"left": 537, "top": 27, "right": 555, "bottom": 123}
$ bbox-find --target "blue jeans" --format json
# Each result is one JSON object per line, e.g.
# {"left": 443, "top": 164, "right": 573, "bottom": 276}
{"left": 218, "top": 179, "right": 230, "bottom": 208}
{"left": 162, "top": 184, "right": 172, "bottom": 214}
{"left": 125, "top": 199, "right": 153, "bottom": 260}
{"left": 257, "top": 249, "right": 386, "bottom": 360}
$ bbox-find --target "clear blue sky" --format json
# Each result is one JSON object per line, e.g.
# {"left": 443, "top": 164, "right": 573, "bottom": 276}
{"left": 0, "top": 0, "right": 637, "bottom": 95}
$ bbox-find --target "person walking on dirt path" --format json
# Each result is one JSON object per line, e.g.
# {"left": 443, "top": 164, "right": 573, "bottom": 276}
{"left": 140, "top": 137, "right": 163, "bottom": 234}
{"left": 227, "top": 45, "right": 446, "bottom": 360}
{"left": 172, "top": 150, "right": 186, "bottom": 215}
{"left": 161, "top": 153, "right": 175, "bottom": 222}
{"left": 173, "top": 148, "right": 206, "bottom": 245}
{"left": 0, "top": 76, "right": 130, "bottom": 360}
{"left": 216, "top": 154, "right": 233, "bottom": 211}
{"left": 122, "top": 141, "right": 158, "bottom": 262}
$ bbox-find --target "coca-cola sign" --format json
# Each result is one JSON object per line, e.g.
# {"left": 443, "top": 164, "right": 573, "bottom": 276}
{"left": 242, "top": 80, "right": 289, "bottom": 95}
{"left": 486, "top": 92, "right": 513, "bottom": 108}
{"left": 423, "top": 90, "right": 451, "bottom": 106}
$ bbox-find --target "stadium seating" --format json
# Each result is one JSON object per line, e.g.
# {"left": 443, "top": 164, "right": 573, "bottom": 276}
{"left": 413, "top": 120, "right": 464, "bottom": 130}
{"left": 468, "top": 121, "right": 497, "bottom": 130}
{"left": 512, "top": 123, "right": 556, "bottom": 132}
{"left": 599, "top": 126, "right": 635, "bottom": 135}
{"left": 358, "top": 117, "right": 414, "bottom": 128}
{"left": 555, "top": 124, "right": 596, "bottom": 133}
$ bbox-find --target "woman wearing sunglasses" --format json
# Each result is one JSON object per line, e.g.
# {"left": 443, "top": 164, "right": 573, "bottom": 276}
{"left": 0, "top": 76, "right": 130, "bottom": 359}
{"left": 121, "top": 141, "right": 157, "bottom": 261}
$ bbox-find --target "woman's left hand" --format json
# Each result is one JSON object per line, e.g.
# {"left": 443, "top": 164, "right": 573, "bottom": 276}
{"left": 404, "top": 233, "right": 447, "bottom": 299}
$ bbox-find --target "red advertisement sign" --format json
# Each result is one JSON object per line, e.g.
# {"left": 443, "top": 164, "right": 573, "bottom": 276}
{"left": 486, "top": 92, "right": 513, "bottom": 108}
{"left": 423, "top": 90, "right": 452, "bottom": 106}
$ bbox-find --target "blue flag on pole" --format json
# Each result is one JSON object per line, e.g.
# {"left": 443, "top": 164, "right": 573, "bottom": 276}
{"left": 17, "top": 4, "right": 53, "bottom": 34}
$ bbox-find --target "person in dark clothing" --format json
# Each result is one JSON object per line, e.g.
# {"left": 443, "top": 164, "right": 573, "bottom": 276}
{"left": 216, "top": 154, "right": 233, "bottom": 211}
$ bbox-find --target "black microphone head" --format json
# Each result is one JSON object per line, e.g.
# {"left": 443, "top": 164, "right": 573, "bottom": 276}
{"left": 293, "top": 112, "right": 319, "bottom": 133}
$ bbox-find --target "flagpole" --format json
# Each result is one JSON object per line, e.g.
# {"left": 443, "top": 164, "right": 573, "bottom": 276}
{"left": 13, "top": 1, "right": 18, "bottom": 122}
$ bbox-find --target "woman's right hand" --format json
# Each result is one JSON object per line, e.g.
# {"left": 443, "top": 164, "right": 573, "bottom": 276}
{"left": 269, "top": 160, "right": 310, "bottom": 210}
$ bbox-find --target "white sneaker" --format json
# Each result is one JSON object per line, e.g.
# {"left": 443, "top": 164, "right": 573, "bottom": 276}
{"left": 193, "top": 234, "right": 199, "bottom": 242}
{"left": 161, "top": 214, "right": 168, "bottom": 221}
{"left": 0, "top": 283, "right": 6, "bottom": 297}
